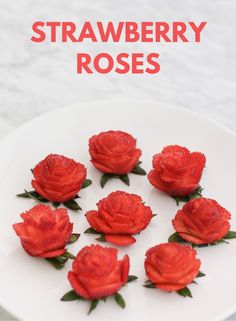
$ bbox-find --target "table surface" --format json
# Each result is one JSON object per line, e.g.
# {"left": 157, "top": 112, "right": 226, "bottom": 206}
{"left": 0, "top": 0, "right": 235, "bottom": 320}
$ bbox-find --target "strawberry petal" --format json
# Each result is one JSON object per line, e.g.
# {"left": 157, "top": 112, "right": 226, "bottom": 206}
{"left": 120, "top": 254, "right": 130, "bottom": 283}
{"left": 38, "top": 248, "right": 66, "bottom": 258}
{"left": 68, "top": 271, "right": 91, "bottom": 299}
{"left": 105, "top": 234, "right": 136, "bottom": 246}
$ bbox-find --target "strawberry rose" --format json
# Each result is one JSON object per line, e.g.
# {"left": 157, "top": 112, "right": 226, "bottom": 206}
{"left": 67, "top": 244, "right": 129, "bottom": 300}
{"left": 85, "top": 191, "right": 153, "bottom": 246}
{"left": 31, "top": 154, "right": 87, "bottom": 203}
{"left": 13, "top": 204, "right": 73, "bottom": 258}
{"left": 89, "top": 130, "right": 145, "bottom": 187}
{"left": 144, "top": 243, "right": 201, "bottom": 294}
{"left": 148, "top": 145, "right": 206, "bottom": 197}
{"left": 172, "top": 197, "right": 233, "bottom": 245}
{"left": 89, "top": 130, "right": 141, "bottom": 174}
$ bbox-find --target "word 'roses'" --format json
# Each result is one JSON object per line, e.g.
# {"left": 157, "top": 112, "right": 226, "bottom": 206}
{"left": 145, "top": 243, "right": 200, "bottom": 291}
{"left": 89, "top": 130, "right": 141, "bottom": 174}
{"left": 32, "top": 154, "right": 87, "bottom": 203}
{"left": 86, "top": 191, "right": 153, "bottom": 245}
{"left": 148, "top": 145, "right": 206, "bottom": 197}
{"left": 68, "top": 244, "right": 129, "bottom": 299}
{"left": 13, "top": 204, "right": 73, "bottom": 258}
{"left": 172, "top": 197, "right": 231, "bottom": 244}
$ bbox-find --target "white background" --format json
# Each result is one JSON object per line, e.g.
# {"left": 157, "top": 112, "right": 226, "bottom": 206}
{"left": 0, "top": 0, "right": 235, "bottom": 320}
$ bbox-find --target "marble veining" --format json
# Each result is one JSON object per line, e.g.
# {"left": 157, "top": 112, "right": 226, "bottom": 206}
{"left": 0, "top": 0, "right": 235, "bottom": 320}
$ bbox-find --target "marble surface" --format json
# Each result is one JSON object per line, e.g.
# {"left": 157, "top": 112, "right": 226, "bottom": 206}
{"left": 0, "top": 0, "right": 235, "bottom": 320}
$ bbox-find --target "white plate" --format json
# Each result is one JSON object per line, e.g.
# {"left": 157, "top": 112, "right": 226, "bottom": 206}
{"left": 0, "top": 101, "right": 236, "bottom": 321}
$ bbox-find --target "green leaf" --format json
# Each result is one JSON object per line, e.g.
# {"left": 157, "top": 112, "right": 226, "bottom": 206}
{"left": 172, "top": 197, "right": 180, "bottom": 206}
{"left": 152, "top": 214, "right": 157, "bottom": 219}
{"left": 196, "top": 271, "right": 206, "bottom": 278}
{"left": 131, "top": 163, "right": 146, "bottom": 175}
{"left": 17, "top": 190, "right": 35, "bottom": 198}
{"left": 143, "top": 284, "right": 156, "bottom": 288}
{"left": 100, "top": 173, "right": 131, "bottom": 187}
{"left": 68, "top": 233, "right": 80, "bottom": 244}
{"left": 143, "top": 280, "right": 156, "bottom": 288}
{"left": 210, "top": 239, "right": 229, "bottom": 246}
{"left": 224, "top": 231, "right": 236, "bottom": 239}
{"left": 177, "top": 287, "right": 192, "bottom": 298}
{"left": 100, "top": 174, "right": 117, "bottom": 188}
{"left": 127, "top": 275, "right": 138, "bottom": 283}
{"left": 171, "top": 186, "right": 203, "bottom": 205}
{"left": 45, "top": 257, "right": 66, "bottom": 269}
{"left": 119, "top": 174, "right": 130, "bottom": 186}
{"left": 82, "top": 179, "right": 92, "bottom": 189}
{"left": 189, "top": 186, "right": 203, "bottom": 200}
{"left": 100, "top": 174, "right": 109, "bottom": 188}
{"left": 62, "top": 251, "right": 75, "bottom": 259}
{"left": 168, "top": 232, "right": 188, "bottom": 244}
{"left": 84, "top": 227, "right": 100, "bottom": 234}
{"left": 88, "top": 299, "right": 99, "bottom": 315}
{"left": 17, "top": 190, "right": 48, "bottom": 203}
{"left": 96, "top": 234, "right": 106, "bottom": 242}
{"left": 61, "top": 290, "right": 82, "bottom": 301}
{"left": 114, "top": 293, "right": 126, "bottom": 309}
{"left": 55, "top": 255, "right": 68, "bottom": 264}
{"left": 64, "top": 199, "right": 82, "bottom": 211}
{"left": 52, "top": 201, "right": 60, "bottom": 208}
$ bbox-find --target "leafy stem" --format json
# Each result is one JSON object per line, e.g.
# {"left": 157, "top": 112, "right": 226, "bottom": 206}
{"left": 17, "top": 189, "right": 82, "bottom": 211}
{"left": 168, "top": 231, "right": 236, "bottom": 247}
{"left": 171, "top": 186, "right": 203, "bottom": 206}
{"left": 100, "top": 173, "right": 130, "bottom": 188}
{"left": 100, "top": 161, "right": 146, "bottom": 188}
{"left": 61, "top": 274, "right": 137, "bottom": 313}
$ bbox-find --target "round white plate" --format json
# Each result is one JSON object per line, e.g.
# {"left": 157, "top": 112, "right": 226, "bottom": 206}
{"left": 0, "top": 101, "right": 236, "bottom": 321}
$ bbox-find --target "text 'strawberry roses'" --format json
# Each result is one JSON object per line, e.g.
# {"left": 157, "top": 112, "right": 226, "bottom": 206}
{"left": 85, "top": 191, "right": 154, "bottom": 246}
{"left": 13, "top": 204, "right": 80, "bottom": 269}
{"left": 148, "top": 145, "right": 206, "bottom": 203}
{"left": 144, "top": 243, "right": 204, "bottom": 298}
{"left": 89, "top": 130, "right": 146, "bottom": 187}
{"left": 61, "top": 244, "right": 137, "bottom": 314}
{"left": 169, "top": 197, "right": 236, "bottom": 246}
{"left": 17, "top": 154, "right": 92, "bottom": 211}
